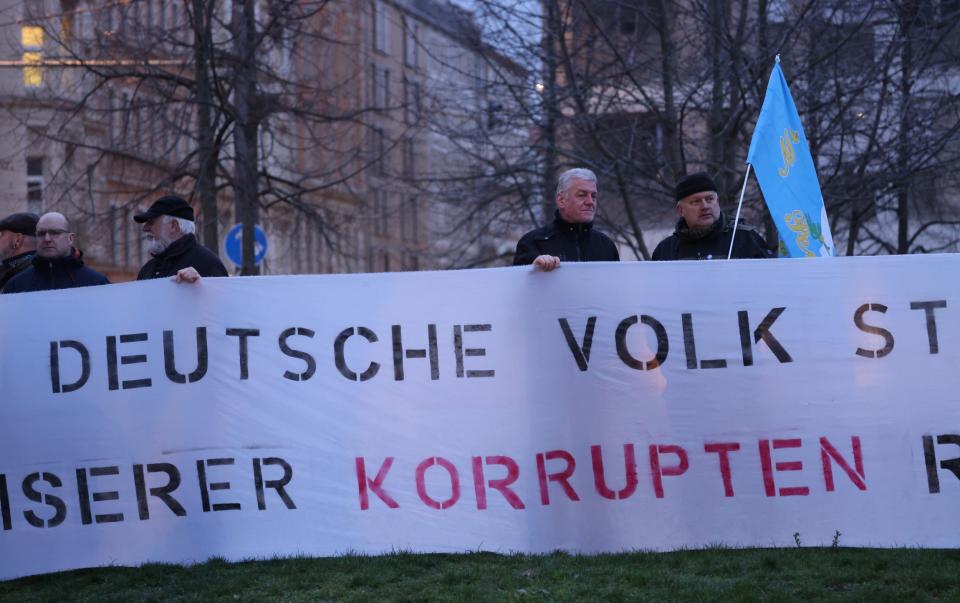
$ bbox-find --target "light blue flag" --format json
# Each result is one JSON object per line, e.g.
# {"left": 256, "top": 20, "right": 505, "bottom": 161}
{"left": 747, "top": 58, "right": 834, "bottom": 257}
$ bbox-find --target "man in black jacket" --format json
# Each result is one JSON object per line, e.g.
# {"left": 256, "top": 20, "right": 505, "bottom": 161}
{"left": 652, "top": 172, "right": 771, "bottom": 261}
{"left": 2, "top": 212, "right": 109, "bottom": 293}
{"left": 134, "top": 195, "right": 228, "bottom": 282}
{"left": 0, "top": 212, "right": 38, "bottom": 290}
{"left": 513, "top": 168, "right": 619, "bottom": 271}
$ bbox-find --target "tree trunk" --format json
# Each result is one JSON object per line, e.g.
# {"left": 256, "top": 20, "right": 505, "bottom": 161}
{"left": 233, "top": 0, "right": 261, "bottom": 275}
{"left": 193, "top": 0, "right": 219, "bottom": 254}
{"left": 896, "top": 7, "right": 914, "bottom": 254}
{"left": 541, "top": 0, "right": 560, "bottom": 221}
{"left": 707, "top": 0, "right": 727, "bottom": 176}
{"left": 655, "top": 0, "right": 683, "bottom": 181}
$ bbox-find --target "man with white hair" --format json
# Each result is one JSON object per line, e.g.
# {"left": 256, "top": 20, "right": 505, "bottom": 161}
{"left": 134, "top": 195, "right": 228, "bottom": 282}
{"left": 513, "top": 167, "right": 619, "bottom": 271}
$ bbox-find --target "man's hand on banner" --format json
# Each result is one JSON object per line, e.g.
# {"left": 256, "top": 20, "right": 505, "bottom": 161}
{"left": 173, "top": 267, "right": 201, "bottom": 284}
{"left": 532, "top": 255, "right": 561, "bottom": 272}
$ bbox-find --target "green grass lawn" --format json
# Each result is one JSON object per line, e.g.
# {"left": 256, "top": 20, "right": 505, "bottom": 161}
{"left": 2, "top": 548, "right": 959, "bottom": 602}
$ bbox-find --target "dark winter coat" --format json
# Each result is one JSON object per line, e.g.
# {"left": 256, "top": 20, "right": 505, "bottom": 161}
{"left": 137, "top": 234, "right": 228, "bottom": 280}
{"left": 513, "top": 213, "right": 620, "bottom": 265}
{"left": 651, "top": 213, "right": 772, "bottom": 261}
{"left": 0, "top": 251, "right": 36, "bottom": 290}
{"left": 2, "top": 250, "right": 110, "bottom": 293}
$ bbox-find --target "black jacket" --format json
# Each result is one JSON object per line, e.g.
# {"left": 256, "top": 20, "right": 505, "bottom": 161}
{"left": 513, "top": 213, "right": 620, "bottom": 265}
{"left": 652, "top": 213, "right": 772, "bottom": 261}
{"left": 0, "top": 251, "right": 36, "bottom": 290}
{"left": 137, "top": 234, "right": 229, "bottom": 280}
{"left": 2, "top": 250, "right": 110, "bottom": 293}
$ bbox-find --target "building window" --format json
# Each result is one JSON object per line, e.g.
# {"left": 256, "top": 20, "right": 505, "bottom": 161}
{"left": 122, "top": 206, "right": 130, "bottom": 268}
{"left": 160, "top": 105, "right": 170, "bottom": 154}
{"left": 372, "top": 1, "right": 389, "bottom": 54}
{"left": 473, "top": 55, "right": 486, "bottom": 93}
{"left": 374, "top": 189, "right": 388, "bottom": 236}
{"left": 404, "top": 19, "right": 418, "bottom": 67}
{"left": 177, "top": 104, "right": 193, "bottom": 158}
{"left": 21, "top": 26, "right": 43, "bottom": 87}
{"left": 146, "top": 0, "right": 154, "bottom": 30}
{"left": 486, "top": 101, "right": 503, "bottom": 130}
{"left": 137, "top": 214, "right": 144, "bottom": 266}
{"left": 620, "top": 7, "right": 637, "bottom": 36}
{"left": 102, "top": 1, "right": 113, "bottom": 32}
{"left": 401, "top": 196, "right": 418, "bottom": 241}
{"left": 371, "top": 65, "right": 390, "bottom": 110}
{"left": 368, "top": 127, "right": 386, "bottom": 175}
{"left": 59, "top": 0, "right": 77, "bottom": 45}
{"left": 132, "top": 99, "right": 143, "bottom": 153}
{"left": 108, "top": 90, "right": 118, "bottom": 144}
{"left": 404, "top": 253, "right": 419, "bottom": 271}
{"left": 402, "top": 138, "right": 415, "bottom": 179}
{"left": 146, "top": 98, "right": 157, "bottom": 155}
{"left": 108, "top": 205, "right": 116, "bottom": 264}
{"left": 120, "top": 91, "right": 132, "bottom": 148}
{"left": 381, "top": 68, "right": 390, "bottom": 108}
{"left": 404, "top": 79, "right": 419, "bottom": 124}
{"left": 26, "top": 157, "right": 43, "bottom": 214}
{"left": 130, "top": 0, "right": 141, "bottom": 35}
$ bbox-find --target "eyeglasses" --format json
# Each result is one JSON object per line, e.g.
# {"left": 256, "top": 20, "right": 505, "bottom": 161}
{"left": 35, "top": 229, "right": 70, "bottom": 238}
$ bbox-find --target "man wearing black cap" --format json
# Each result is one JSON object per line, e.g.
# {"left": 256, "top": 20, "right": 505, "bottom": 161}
{"left": 652, "top": 172, "right": 771, "bottom": 261}
{"left": 134, "top": 195, "right": 228, "bottom": 282}
{"left": 0, "top": 212, "right": 39, "bottom": 289}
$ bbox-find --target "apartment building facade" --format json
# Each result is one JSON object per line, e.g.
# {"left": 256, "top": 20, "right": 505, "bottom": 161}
{"left": 0, "top": 0, "right": 525, "bottom": 280}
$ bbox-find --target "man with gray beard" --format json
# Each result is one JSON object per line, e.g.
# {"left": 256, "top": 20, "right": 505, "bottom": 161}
{"left": 134, "top": 195, "right": 228, "bottom": 282}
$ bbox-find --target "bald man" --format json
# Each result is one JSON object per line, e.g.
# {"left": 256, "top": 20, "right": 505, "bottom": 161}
{"left": 2, "top": 212, "right": 109, "bottom": 293}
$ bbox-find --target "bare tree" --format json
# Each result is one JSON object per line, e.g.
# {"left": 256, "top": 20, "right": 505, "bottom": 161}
{"left": 7, "top": 0, "right": 538, "bottom": 273}
{"left": 12, "top": 0, "right": 960, "bottom": 275}
{"left": 464, "top": 0, "right": 960, "bottom": 258}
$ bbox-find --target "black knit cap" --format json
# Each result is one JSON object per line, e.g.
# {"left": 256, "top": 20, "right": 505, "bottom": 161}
{"left": 675, "top": 172, "right": 718, "bottom": 201}
{"left": 134, "top": 195, "right": 195, "bottom": 223}
{"left": 0, "top": 212, "right": 39, "bottom": 236}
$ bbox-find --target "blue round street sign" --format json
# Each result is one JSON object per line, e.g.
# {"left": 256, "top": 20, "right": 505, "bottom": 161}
{"left": 224, "top": 223, "right": 268, "bottom": 266}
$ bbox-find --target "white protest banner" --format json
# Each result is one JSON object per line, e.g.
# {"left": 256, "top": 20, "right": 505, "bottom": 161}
{"left": 1, "top": 255, "right": 959, "bottom": 580}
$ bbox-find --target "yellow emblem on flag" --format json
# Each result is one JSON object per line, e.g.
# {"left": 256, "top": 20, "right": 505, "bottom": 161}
{"left": 784, "top": 210, "right": 816, "bottom": 257}
{"left": 777, "top": 129, "right": 801, "bottom": 178}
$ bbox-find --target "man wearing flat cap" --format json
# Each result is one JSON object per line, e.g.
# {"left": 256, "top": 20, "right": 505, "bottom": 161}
{"left": 134, "top": 195, "right": 228, "bottom": 282}
{"left": 0, "top": 212, "right": 38, "bottom": 289}
{"left": 652, "top": 172, "right": 772, "bottom": 261}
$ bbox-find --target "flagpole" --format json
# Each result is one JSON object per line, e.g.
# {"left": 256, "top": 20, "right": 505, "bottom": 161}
{"left": 727, "top": 163, "right": 753, "bottom": 259}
